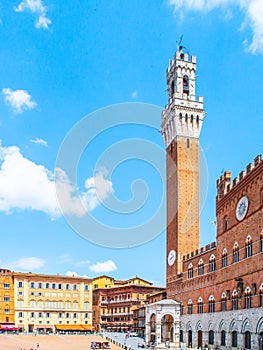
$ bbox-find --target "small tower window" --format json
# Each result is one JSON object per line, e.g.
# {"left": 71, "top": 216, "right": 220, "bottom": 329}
{"left": 187, "top": 138, "right": 190, "bottom": 148}
{"left": 183, "top": 75, "right": 189, "bottom": 95}
{"left": 171, "top": 81, "right": 175, "bottom": 96}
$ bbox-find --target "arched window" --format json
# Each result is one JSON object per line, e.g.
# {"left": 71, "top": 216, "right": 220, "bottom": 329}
{"left": 260, "top": 187, "right": 263, "bottom": 207}
{"left": 179, "top": 113, "right": 183, "bottom": 120}
{"left": 232, "top": 290, "right": 239, "bottom": 310}
{"left": 221, "top": 330, "right": 226, "bottom": 346}
{"left": 183, "top": 75, "right": 189, "bottom": 95}
{"left": 209, "top": 330, "right": 214, "bottom": 345}
{"left": 233, "top": 242, "right": 239, "bottom": 263}
{"left": 232, "top": 331, "right": 238, "bottom": 347}
{"left": 222, "top": 248, "right": 228, "bottom": 268}
{"left": 188, "top": 330, "right": 192, "bottom": 347}
{"left": 261, "top": 233, "right": 263, "bottom": 252}
{"left": 244, "top": 287, "right": 252, "bottom": 309}
{"left": 209, "top": 254, "right": 216, "bottom": 272}
{"left": 197, "top": 297, "right": 203, "bottom": 314}
{"left": 221, "top": 292, "right": 227, "bottom": 311}
{"left": 188, "top": 299, "right": 193, "bottom": 315}
{"left": 190, "top": 114, "right": 194, "bottom": 123}
{"left": 245, "top": 236, "right": 253, "bottom": 258}
{"left": 198, "top": 259, "right": 204, "bottom": 276}
{"left": 180, "top": 302, "right": 184, "bottom": 315}
{"left": 245, "top": 331, "right": 251, "bottom": 349}
{"left": 208, "top": 295, "right": 215, "bottom": 313}
{"left": 188, "top": 263, "right": 193, "bottom": 279}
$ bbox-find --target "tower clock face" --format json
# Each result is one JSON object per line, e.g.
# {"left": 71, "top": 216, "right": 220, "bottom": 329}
{"left": 236, "top": 195, "right": 249, "bottom": 221}
{"left": 168, "top": 249, "right": 176, "bottom": 266}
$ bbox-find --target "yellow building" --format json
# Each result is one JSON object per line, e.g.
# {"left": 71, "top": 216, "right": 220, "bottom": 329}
{"left": 13, "top": 272, "right": 93, "bottom": 333}
{"left": 91, "top": 275, "right": 152, "bottom": 289}
{"left": 0, "top": 269, "right": 15, "bottom": 326}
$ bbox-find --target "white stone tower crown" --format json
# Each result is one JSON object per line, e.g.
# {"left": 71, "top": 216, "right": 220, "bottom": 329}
{"left": 161, "top": 47, "right": 205, "bottom": 146}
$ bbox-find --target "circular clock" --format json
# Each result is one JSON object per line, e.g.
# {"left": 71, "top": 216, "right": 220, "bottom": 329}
{"left": 168, "top": 250, "right": 176, "bottom": 266}
{"left": 236, "top": 195, "right": 249, "bottom": 221}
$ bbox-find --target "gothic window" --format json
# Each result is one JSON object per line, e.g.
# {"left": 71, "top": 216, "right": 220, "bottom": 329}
{"left": 171, "top": 81, "right": 175, "bottom": 96}
{"left": 261, "top": 234, "right": 263, "bottom": 252}
{"left": 183, "top": 75, "right": 189, "bottom": 95}
{"left": 222, "top": 249, "right": 228, "bottom": 268}
{"left": 245, "top": 331, "right": 251, "bottom": 349}
{"left": 232, "top": 331, "right": 238, "bottom": 348}
{"left": 208, "top": 295, "right": 215, "bottom": 313}
{"left": 232, "top": 290, "right": 239, "bottom": 310}
{"left": 188, "top": 299, "right": 193, "bottom": 314}
{"left": 209, "top": 330, "right": 214, "bottom": 345}
{"left": 188, "top": 263, "right": 193, "bottom": 279}
{"left": 245, "top": 236, "right": 253, "bottom": 258}
{"left": 233, "top": 243, "right": 239, "bottom": 263}
{"left": 244, "top": 287, "right": 252, "bottom": 309}
{"left": 180, "top": 302, "right": 184, "bottom": 315}
{"left": 197, "top": 297, "right": 203, "bottom": 314}
{"left": 221, "top": 292, "right": 227, "bottom": 311}
{"left": 188, "top": 330, "right": 192, "bottom": 347}
{"left": 190, "top": 114, "right": 194, "bottom": 123}
{"left": 179, "top": 113, "right": 183, "bottom": 120}
{"left": 198, "top": 259, "right": 204, "bottom": 276}
{"left": 209, "top": 254, "right": 216, "bottom": 272}
{"left": 221, "top": 330, "right": 226, "bottom": 346}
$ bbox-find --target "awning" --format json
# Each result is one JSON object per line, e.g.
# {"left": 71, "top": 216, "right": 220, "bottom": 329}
{"left": 55, "top": 324, "right": 94, "bottom": 331}
{"left": 0, "top": 324, "right": 19, "bottom": 331}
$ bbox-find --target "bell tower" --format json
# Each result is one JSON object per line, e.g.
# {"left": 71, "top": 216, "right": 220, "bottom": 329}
{"left": 162, "top": 46, "right": 205, "bottom": 290}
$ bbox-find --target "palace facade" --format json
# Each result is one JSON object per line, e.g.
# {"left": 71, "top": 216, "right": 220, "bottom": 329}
{"left": 162, "top": 46, "right": 263, "bottom": 350}
{"left": 92, "top": 276, "right": 165, "bottom": 332}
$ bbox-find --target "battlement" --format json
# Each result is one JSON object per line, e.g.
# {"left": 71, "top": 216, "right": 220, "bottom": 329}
{"left": 167, "top": 49, "right": 196, "bottom": 74}
{"left": 183, "top": 241, "right": 216, "bottom": 261}
{"left": 216, "top": 154, "right": 262, "bottom": 201}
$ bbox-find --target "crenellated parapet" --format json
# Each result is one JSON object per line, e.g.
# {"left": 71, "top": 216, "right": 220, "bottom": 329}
{"left": 161, "top": 47, "right": 205, "bottom": 148}
{"left": 182, "top": 241, "right": 216, "bottom": 262}
{"left": 216, "top": 154, "right": 262, "bottom": 202}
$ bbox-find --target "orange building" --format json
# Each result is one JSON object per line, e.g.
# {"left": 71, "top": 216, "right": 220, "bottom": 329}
{"left": 0, "top": 268, "right": 15, "bottom": 328}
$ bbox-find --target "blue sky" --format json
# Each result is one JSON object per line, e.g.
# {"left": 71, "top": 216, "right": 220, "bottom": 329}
{"left": 0, "top": 0, "right": 262, "bottom": 286}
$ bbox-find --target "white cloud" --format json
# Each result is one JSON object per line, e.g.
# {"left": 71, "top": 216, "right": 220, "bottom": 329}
{"left": 168, "top": 0, "right": 263, "bottom": 54}
{"left": 30, "top": 138, "right": 48, "bottom": 147}
{"left": 2, "top": 88, "right": 37, "bottom": 114}
{"left": 65, "top": 271, "right": 80, "bottom": 277}
{"left": 65, "top": 271, "right": 89, "bottom": 278}
{"left": 81, "top": 167, "right": 113, "bottom": 211}
{"left": 7, "top": 257, "right": 45, "bottom": 271}
{"left": 0, "top": 142, "right": 113, "bottom": 218}
{"left": 14, "top": 0, "right": 51, "bottom": 30}
{"left": 76, "top": 260, "right": 91, "bottom": 266}
{"left": 89, "top": 259, "right": 117, "bottom": 273}
{"left": 131, "top": 90, "right": 138, "bottom": 99}
{"left": 0, "top": 142, "right": 59, "bottom": 217}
